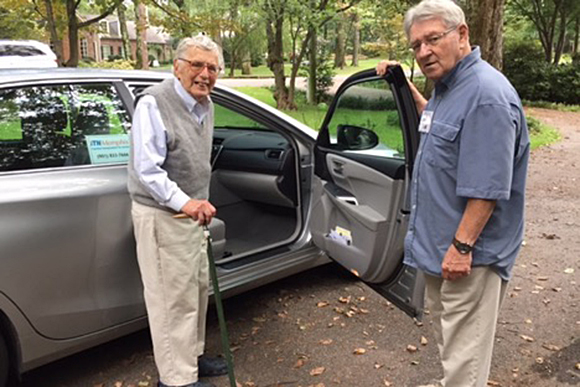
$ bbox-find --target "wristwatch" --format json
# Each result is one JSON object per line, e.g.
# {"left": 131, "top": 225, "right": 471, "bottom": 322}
{"left": 452, "top": 237, "right": 474, "bottom": 254}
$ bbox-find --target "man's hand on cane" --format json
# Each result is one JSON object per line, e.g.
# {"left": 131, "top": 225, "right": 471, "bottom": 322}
{"left": 180, "top": 199, "right": 216, "bottom": 225}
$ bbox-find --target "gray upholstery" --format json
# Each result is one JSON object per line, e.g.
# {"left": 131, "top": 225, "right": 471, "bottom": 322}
{"left": 208, "top": 217, "right": 226, "bottom": 259}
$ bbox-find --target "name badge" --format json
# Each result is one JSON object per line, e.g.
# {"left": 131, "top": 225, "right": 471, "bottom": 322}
{"left": 418, "top": 110, "right": 433, "bottom": 133}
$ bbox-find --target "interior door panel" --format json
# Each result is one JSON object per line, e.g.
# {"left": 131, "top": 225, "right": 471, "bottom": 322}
{"left": 310, "top": 67, "right": 424, "bottom": 317}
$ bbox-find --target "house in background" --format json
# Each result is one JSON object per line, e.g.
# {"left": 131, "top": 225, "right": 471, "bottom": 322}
{"left": 61, "top": 15, "right": 173, "bottom": 64}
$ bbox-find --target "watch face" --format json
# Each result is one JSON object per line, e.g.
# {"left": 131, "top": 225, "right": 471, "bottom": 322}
{"left": 453, "top": 238, "right": 472, "bottom": 254}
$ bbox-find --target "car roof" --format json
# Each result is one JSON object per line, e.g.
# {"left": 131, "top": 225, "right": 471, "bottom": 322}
{"left": 0, "top": 68, "right": 171, "bottom": 85}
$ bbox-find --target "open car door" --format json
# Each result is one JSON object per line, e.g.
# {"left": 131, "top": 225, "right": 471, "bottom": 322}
{"left": 310, "top": 66, "right": 424, "bottom": 318}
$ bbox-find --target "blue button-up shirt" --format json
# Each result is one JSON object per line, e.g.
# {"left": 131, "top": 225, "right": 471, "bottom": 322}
{"left": 404, "top": 47, "right": 530, "bottom": 280}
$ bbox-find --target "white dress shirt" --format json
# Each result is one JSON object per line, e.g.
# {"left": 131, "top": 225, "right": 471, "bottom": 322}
{"left": 132, "top": 77, "right": 210, "bottom": 212}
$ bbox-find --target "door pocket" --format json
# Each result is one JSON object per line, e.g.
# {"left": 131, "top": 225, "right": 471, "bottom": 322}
{"left": 425, "top": 121, "right": 460, "bottom": 170}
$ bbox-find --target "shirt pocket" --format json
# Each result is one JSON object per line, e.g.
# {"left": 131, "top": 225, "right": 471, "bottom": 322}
{"left": 424, "top": 121, "right": 461, "bottom": 170}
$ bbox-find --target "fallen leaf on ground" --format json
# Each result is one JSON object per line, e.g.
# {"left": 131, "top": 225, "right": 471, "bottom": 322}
{"left": 317, "top": 301, "right": 329, "bottom": 308}
{"left": 536, "top": 357, "right": 544, "bottom": 364}
{"left": 406, "top": 344, "right": 418, "bottom": 353}
{"left": 552, "top": 287, "right": 562, "bottom": 292}
{"left": 487, "top": 380, "right": 501, "bottom": 386}
{"left": 564, "top": 268, "right": 575, "bottom": 274}
{"left": 520, "top": 335, "right": 535, "bottom": 342}
{"left": 542, "top": 343, "right": 560, "bottom": 351}
{"left": 537, "top": 276, "right": 549, "bottom": 281}
{"left": 383, "top": 379, "right": 393, "bottom": 386}
{"left": 310, "top": 366, "right": 326, "bottom": 376}
{"left": 541, "top": 233, "right": 559, "bottom": 239}
{"left": 421, "top": 336, "right": 428, "bottom": 345}
{"left": 319, "top": 339, "right": 333, "bottom": 345}
{"left": 114, "top": 382, "right": 123, "bottom": 387}
{"left": 294, "top": 359, "right": 306, "bottom": 368}
{"left": 374, "top": 363, "right": 383, "bottom": 369}
{"left": 338, "top": 296, "right": 351, "bottom": 304}
{"left": 354, "top": 348, "right": 366, "bottom": 355}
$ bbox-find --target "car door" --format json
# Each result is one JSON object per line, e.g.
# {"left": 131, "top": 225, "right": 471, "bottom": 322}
{"left": 0, "top": 80, "right": 144, "bottom": 339}
{"left": 310, "top": 66, "right": 424, "bottom": 318}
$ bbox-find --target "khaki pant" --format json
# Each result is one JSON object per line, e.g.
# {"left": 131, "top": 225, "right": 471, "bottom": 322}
{"left": 425, "top": 267, "right": 508, "bottom": 387}
{"left": 132, "top": 201, "right": 209, "bottom": 386}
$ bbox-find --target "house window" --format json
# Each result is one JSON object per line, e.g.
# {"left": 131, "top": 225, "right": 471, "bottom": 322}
{"left": 101, "top": 45, "right": 112, "bottom": 60}
{"left": 109, "top": 21, "right": 120, "bottom": 37}
{"left": 80, "top": 39, "right": 88, "bottom": 58}
{"left": 99, "top": 20, "right": 108, "bottom": 34}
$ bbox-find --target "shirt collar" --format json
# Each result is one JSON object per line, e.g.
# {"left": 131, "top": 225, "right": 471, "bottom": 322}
{"left": 172, "top": 77, "right": 211, "bottom": 119}
{"left": 436, "top": 46, "right": 481, "bottom": 93}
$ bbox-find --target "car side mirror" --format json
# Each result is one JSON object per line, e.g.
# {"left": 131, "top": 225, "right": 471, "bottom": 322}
{"left": 336, "top": 124, "right": 379, "bottom": 150}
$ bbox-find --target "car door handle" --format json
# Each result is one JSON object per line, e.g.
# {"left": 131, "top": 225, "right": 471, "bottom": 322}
{"left": 332, "top": 161, "right": 344, "bottom": 175}
{"left": 337, "top": 196, "right": 358, "bottom": 206}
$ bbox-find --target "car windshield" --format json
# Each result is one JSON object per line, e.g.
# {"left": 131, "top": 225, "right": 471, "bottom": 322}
{"left": 0, "top": 45, "right": 46, "bottom": 57}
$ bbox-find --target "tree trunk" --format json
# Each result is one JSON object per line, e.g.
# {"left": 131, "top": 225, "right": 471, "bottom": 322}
{"left": 266, "top": 10, "right": 291, "bottom": 110}
{"left": 351, "top": 12, "right": 359, "bottom": 67}
{"left": 466, "top": 0, "right": 505, "bottom": 70}
{"left": 134, "top": 0, "right": 149, "bottom": 69}
{"left": 553, "top": 7, "right": 567, "bottom": 65}
{"left": 44, "top": 0, "right": 63, "bottom": 66}
{"left": 117, "top": 3, "right": 131, "bottom": 60}
{"left": 241, "top": 49, "right": 252, "bottom": 75}
{"left": 308, "top": 25, "right": 317, "bottom": 105}
{"left": 334, "top": 15, "right": 346, "bottom": 69}
{"left": 65, "top": 0, "right": 79, "bottom": 67}
{"left": 574, "top": 17, "right": 579, "bottom": 64}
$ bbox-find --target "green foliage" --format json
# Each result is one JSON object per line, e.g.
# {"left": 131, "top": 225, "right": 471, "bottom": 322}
{"left": 523, "top": 100, "right": 580, "bottom": 112}
{"left": 299, "top": 37, "right": 336, "bottom": 105}
{"left": 79, "top": 59, "right": 136, "bottom": 70}
{"left": 526, "top": 115, "right": 561, "bottom": 150}
{"left": 503, "top": 41, "right": 580, "bottom": 105}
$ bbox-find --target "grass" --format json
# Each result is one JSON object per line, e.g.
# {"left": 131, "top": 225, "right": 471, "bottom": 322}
{"left": 236, "top": 86, "right": 563, "bottom": 151}
{"left": 158, "top": 58, "right": 386, "bottom": 78}
{"left": 527, "top": 116, "right": 561, "bottom": 150}
{"left": 524, "top": 100, "right": 580, "bottom": 113}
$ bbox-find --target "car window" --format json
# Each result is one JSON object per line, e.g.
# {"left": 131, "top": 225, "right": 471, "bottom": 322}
{"left": 326, "top": 79, "right": 404, "bottom": 159}
{"left": 0, "top": 45, "right": 45, "bottom": 57}
{"left": 0, "top": 83, "right": 130, "bottom": 172}
{"left": 214, "top": 104, "right": 267, "bottom": 130}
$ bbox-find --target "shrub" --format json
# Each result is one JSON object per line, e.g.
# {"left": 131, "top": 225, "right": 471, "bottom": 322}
{"left": 503, "top": 41, "right": 580, "bottom": 105}
{"left": 79, "top": 59, "right": 136, "bottom": 70}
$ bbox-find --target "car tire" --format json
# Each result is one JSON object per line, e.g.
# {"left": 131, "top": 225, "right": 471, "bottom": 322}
{"left": 0, "top": 332, "right": 8, "bottom": 387}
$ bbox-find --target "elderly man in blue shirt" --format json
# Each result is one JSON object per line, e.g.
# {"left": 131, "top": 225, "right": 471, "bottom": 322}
{"left": 377, "top": 0, "right": 530, "bottom": 386}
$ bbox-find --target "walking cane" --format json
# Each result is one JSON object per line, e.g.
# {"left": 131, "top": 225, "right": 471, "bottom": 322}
{"left": 174, "top": 213, "right": 237, "bottom": 387}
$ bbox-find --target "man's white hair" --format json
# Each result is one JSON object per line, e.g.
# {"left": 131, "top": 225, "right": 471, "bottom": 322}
{"left": 174, "top": 34, "right": 224, "bottom": 72}
{"left": 403, "top": 0, "right": 466, "bottom": 38}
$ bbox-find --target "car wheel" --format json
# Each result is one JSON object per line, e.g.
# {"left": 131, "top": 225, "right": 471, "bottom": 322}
{"left": 0, "top": 333, "right": 8, "bottom": 387}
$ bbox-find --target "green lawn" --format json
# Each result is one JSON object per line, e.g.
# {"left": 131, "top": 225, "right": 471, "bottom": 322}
{"left": 158, "top": 58, "right": 386, "bottom": 78}
{"left": 235, "top": 86, "right": 561, "bottom": 151}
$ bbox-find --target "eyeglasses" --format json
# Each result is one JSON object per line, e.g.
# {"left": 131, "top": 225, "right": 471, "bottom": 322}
{"left": 178, "top": 58, "right": 220, "bottom": 75}
{"left": 409, "top": 26, "right": 458, "bottom": 53}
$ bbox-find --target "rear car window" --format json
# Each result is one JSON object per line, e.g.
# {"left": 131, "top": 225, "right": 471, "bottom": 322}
{"left": 0, "top": 83, "right": 131, "bottom": 172}
{"left": 0, "top": 45, "right": 46, "bottom": 57}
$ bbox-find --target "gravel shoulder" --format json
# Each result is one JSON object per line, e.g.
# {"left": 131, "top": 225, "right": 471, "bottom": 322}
{"left": 19, "top": 108, "right": 579, "bottom": 387}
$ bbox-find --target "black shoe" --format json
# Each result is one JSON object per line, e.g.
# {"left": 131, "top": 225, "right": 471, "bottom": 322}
{"left": 158, "top": 381, "right": 216, "bottom": 387}
{"left": 198, "top": 355, "right": 228, "bottom": 377}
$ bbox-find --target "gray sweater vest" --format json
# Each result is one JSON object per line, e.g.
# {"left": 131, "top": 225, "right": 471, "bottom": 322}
{"left": 128, "top": 78, "right": 214, "bottom": 211}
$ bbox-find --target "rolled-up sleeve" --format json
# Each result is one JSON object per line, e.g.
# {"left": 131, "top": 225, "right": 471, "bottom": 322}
{"left": 456, "top": 104, "right": 517, "bottom": 200}
{"left": 132, "top": 96, "right": 190, "bottom": 211}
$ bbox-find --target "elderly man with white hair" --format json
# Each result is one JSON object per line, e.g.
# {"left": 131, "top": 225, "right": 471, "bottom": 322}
{"left": 377, "top": 1, "right": 530, "bottom": 386}
{"left": 128, "top": 35, "right": 228, "bottom": 387}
